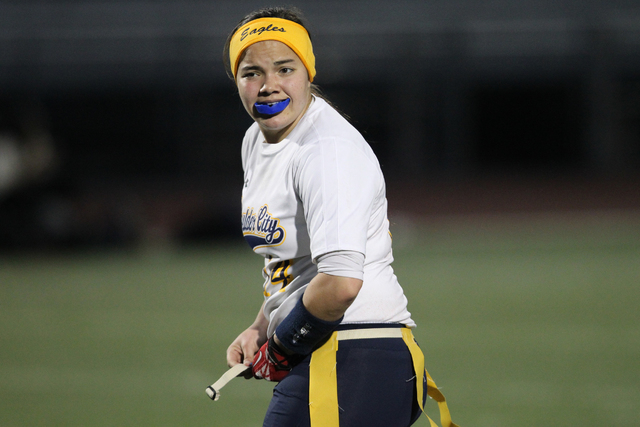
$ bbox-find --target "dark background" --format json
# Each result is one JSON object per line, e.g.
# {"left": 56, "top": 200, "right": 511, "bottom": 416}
{"left": 1, "top": 0, "right": 639, "bottom": 251}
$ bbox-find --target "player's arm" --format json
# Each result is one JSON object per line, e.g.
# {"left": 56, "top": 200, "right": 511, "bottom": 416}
{"left": 252, "top": 272, "right": 362, "bottom": 382}
{"left": 300, "top": 249, "right": 365, "bottom": 321}
{"left": 271, "top": 272, "right": 361, "bottom": 350}
{"left": 301, "top": 272, "right": 362, "bottom": 321}
{"left": 226, "top": 301, "right": 269, "bottom": 368}
{"left": 276, "top": 249, "right": 365, "bottom": 350}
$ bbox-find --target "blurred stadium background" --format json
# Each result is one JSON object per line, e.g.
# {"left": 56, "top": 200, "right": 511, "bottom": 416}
{"left": 1, "top": 1, "right": 639, "bottom": 426}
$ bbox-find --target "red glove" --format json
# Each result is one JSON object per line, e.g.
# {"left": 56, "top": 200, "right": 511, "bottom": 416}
{"left": 252, "top": 335, "right": 302, "bottom": 382}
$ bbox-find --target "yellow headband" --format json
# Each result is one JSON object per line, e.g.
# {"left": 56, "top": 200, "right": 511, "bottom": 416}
{"left": 229, "top": 17, "right": 316, "bottom": 82}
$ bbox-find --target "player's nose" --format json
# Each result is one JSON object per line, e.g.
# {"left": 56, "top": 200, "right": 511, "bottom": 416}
{"left": 259, "top": 72, "right": 280, "bottom": 95}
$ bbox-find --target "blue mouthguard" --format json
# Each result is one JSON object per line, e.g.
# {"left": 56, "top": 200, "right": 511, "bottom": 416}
{"left": 255, "top": 98, "right": 290, "bottom": 115}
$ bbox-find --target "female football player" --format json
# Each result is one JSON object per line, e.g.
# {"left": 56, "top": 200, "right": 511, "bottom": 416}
{"left": 223, "top": 6, "right": 458, "bottom": 427}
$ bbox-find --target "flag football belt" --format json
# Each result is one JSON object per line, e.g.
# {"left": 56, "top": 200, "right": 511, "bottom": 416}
{"left": 309, "top": 327, "right": 459, "bottom": 427}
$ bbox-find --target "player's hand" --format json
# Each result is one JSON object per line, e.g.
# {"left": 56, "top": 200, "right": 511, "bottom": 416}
{"left": 252, "top": 335, "right": 303, "bottom": 382}
{"left": 226, "top": 326, "right": 265, "bottom": 378}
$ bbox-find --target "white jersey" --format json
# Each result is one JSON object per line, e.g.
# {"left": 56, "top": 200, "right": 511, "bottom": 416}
{"left": 240, "top": 96, "right": 415, "bottom": 336}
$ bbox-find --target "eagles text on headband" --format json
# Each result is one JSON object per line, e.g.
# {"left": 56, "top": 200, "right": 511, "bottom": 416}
{"left": 229, "top": 17, "right": 316, "bottom": 82}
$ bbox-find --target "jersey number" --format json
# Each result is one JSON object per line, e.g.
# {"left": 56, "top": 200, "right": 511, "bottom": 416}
{"left": 264, "top": 260, "right": 292, "bottom": 296}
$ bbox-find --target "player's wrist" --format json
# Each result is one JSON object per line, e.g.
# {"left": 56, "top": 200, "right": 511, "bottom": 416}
{"left": 267, "top": 335, "right": 304, "bottom": 368}
{"left": 272, "top": 334, "right": 294, "bottom": 356}
{"left": 274, "top": 295, "right": 343, "bottom": 356}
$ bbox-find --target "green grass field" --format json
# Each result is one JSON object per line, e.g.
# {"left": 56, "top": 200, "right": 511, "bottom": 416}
{"left": 1, "top": 211, "right": 639, "bottom": 426}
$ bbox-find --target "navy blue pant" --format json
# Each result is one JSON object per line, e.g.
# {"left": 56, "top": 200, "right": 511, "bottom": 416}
{"left": 263, "top": 335, "right": 427, "bottom": 427}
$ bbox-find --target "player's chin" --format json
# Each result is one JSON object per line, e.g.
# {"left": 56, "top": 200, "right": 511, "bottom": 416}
{"left": 257, "top": 115, "right": 293, "bottom": 131}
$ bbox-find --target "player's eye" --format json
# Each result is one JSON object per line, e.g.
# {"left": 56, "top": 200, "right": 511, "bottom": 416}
{"left": 240, "top": 67, "right": 262, "bottom": 79}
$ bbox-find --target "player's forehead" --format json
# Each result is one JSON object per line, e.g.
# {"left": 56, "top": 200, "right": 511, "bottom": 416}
{"left": 238, "top": 41, "right": 301, "bottom": 69}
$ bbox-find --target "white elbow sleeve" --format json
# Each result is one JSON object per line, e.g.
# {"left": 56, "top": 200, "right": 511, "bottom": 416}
{"left": 316, "top": 250, "right": 365, "bottom": 281}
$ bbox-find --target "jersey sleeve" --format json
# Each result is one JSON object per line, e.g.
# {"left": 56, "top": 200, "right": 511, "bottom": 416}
{"left": 293, "top": 136, "right": 381, "bottom": 261}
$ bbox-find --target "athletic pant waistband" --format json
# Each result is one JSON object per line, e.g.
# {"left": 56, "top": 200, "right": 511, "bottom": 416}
{"left": 335, "top": 323, "right": 407, "bottom": 341}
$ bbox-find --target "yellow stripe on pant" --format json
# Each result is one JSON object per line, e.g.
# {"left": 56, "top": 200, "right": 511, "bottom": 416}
{"left": 308, "top": 328, "right": 459, "bottom": 427}
{"left": 308, "top": 331, "right": 340, "bottom": 426}
{"left": 401, "top": 329, "right": 460, "bottom": 427}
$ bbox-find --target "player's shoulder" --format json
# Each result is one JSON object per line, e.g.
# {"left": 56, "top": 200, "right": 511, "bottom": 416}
{"left": 294, "top": 98, "right": 368, "bottom": 153}
{"left": 304, "top": 97, "right": 362, "bottom": 141}
{"left": 296, "top": 97, "right": 377, "bottom": 162}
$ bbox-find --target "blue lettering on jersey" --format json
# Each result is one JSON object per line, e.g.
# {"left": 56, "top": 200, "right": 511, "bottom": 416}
{"left": 242, "top": 205, "right": 286, "bottom": 249}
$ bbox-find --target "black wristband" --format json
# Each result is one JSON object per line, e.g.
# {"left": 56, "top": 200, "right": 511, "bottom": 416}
{"left": 275, "top": 295, "right": 343, "bottom": 355}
